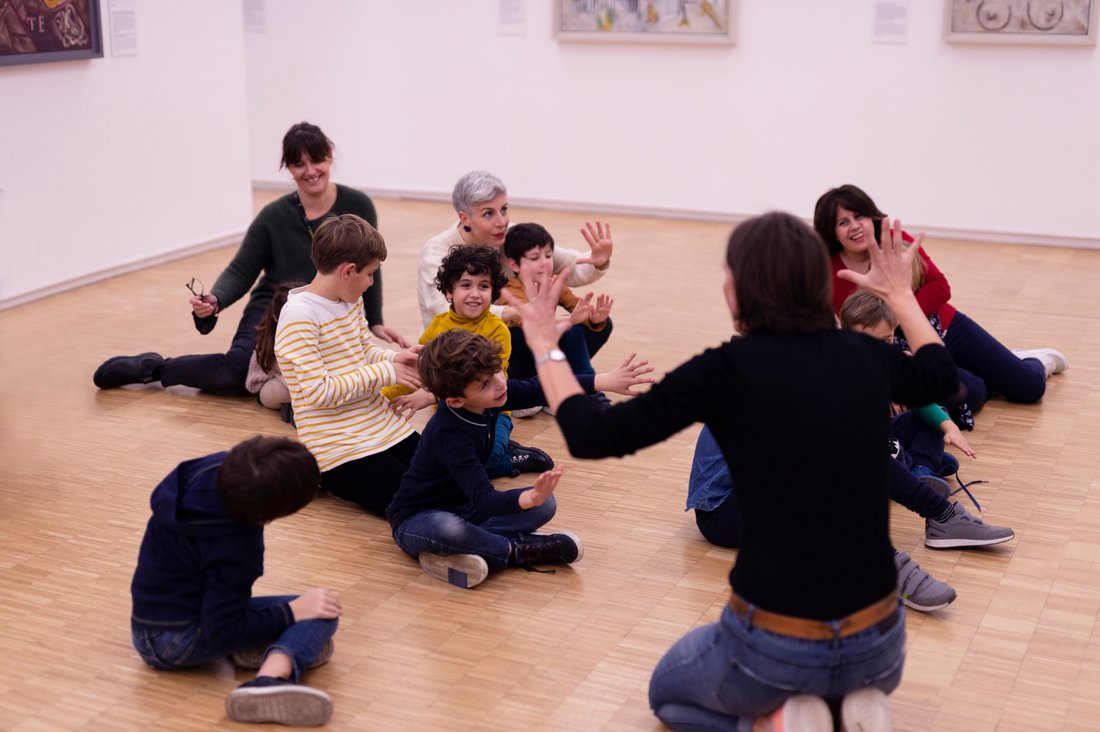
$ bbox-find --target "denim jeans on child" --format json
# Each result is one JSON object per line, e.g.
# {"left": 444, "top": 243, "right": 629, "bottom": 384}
{"left": 131, "top": 595, "right": 337, "bottom": 683}
{"left": 392, "top": 495, "right": 557, "bottom": 570}
{"left": 648, "top": 602, "right": 906, "bottom": 732}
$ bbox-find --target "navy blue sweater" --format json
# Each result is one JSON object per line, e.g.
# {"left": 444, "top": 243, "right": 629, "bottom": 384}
{"left": 130, "top": 453, "right": 293, "bottom": 648}
{"left": 387, "top": 375, "right": 594, "bottom": 530}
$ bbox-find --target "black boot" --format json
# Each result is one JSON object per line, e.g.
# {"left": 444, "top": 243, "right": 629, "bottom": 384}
{"left": 510, "top": 531, "right": 583, "bottom": 570}
{"left": 507, "top": 440, "right": 554, "bottom": 476}
{"left": 93, "top": 352, "right": 164, "bottom": 388}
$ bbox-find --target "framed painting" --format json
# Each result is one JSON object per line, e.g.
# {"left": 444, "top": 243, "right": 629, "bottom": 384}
{"left": 554, "top": 0, "right": 735, "bottom": 44}
{"left": 0, "top": 0, "right": 103, "bottom": 67}
{"left": 944, "top": 0, "right": 1097, "bottom": 44}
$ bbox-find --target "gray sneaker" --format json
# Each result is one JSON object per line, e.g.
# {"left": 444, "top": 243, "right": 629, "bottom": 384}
{"left": 895, "top": 551, "right": 956, "bottom": 612}
{"left": 225, "top": 677, "right": 332, "bottom": 726}
{"left": 926, "top": 502, "right": 1015, "bottom": 549}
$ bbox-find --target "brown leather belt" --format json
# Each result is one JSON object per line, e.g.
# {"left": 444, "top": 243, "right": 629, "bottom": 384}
{"left": 728, "top": 592, "right": 900, "bottom": 641}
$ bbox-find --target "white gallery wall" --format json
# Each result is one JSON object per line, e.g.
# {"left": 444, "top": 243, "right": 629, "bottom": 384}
{"left": 0, "top": 0, "right": 253, "bottom": 306}
{"left": 245, "top": 0, "right": 1100, "bottom": 246}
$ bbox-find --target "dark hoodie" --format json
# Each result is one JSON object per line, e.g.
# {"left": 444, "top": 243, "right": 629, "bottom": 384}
{"left": 130, "top": 452, "right": 293, "bottom": 650}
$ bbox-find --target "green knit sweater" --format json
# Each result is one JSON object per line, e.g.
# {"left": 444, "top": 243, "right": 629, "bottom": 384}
{"left": 210, "top": 184, "right": 383, "bottom": 324}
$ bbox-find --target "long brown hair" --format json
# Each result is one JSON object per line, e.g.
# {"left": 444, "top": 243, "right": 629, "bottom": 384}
{"left": 255, "top": 282, "right": 304, "bottom": 373}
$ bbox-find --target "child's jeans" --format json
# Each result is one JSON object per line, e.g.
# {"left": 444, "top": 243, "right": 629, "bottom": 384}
{"left": 648, "top": 602, "right": 905, "bottom": 731}
{"left": 131, "top": 595, "right": 337, "bottom": 683}
{"left": 508, "top": 319, "right": 613, "bottom": 379}
{"left": 392, "top": 496, "right": 557, "bottom": 570}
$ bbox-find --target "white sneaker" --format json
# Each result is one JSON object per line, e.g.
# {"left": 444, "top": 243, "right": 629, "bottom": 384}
{"left": 510, "top": 406, "right": 542, "bottom": 419}
{"left": 841, "top": 687, "right": 892, "bottom": 731}
{"left": 1012, "top": 348, "right": 1068, "bottom": 377}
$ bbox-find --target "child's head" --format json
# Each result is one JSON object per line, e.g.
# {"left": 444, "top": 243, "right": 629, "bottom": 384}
{"left": 418, "top": 330, "right": 506, "bottom": 411}
{"left": 839, "top": 290, "right": 898, "bottom": 342}
{"left": 311, "top": 214, "right": 386, "bottom": 301}
{"left": 503, "top": 223, "right": 555, "bottom": 279}
{"left": 216, "top": 436, "right": 320, "bottom": 525}
{"left": 434, "top": 245, "right": 508, "bottom": 319}
{"left": 254, "top": 281, "right": 305, "bottom": 372}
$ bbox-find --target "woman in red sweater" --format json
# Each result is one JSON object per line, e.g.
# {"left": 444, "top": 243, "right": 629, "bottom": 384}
{"left": 815, "top": 184, "right": 1066, "bottom": 413}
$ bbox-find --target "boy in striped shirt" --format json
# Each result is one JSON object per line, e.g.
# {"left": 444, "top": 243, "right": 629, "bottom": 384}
{"left": 275, "top": 214, "right": 422, "bottom": 515}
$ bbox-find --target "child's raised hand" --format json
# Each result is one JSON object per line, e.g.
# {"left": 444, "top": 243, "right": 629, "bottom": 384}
{"left": 594, "top": 353, "right": 656, "bottom": 396}
{"left": 289, "top": 588, "right": 343, "bottom": 622}
{"left": 390, "top": 389, "right": 435, "bottom": 420}
{"left": 942, "top": 423, "right": 977, "bottom": 459}
{"left": 570, "top": 291, "right": 594, "bottom": 325}
{"left": 590, "top": 294, "right": 613, "bottom": 325}
{"left": 520, "top": 466, "right": 564, "bottom": 509}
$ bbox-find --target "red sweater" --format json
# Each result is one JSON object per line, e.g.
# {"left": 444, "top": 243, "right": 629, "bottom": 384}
{"left": 831, "top": 239, "right": 956, "bottom": 330}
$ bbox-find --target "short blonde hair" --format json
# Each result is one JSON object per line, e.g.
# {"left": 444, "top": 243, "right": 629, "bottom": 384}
{"left": 839, "top": 290, "right": 897, "bottom": 331}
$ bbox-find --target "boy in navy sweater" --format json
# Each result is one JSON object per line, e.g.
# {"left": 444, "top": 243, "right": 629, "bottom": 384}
{"left": 386, "top": 330, "right": 652, "bottom": 589}
{"left": 130, "top": 436, "right": 340, "bottom": 727}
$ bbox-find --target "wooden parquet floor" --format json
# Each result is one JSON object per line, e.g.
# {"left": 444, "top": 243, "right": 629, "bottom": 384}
{"left": 1, "top": 192, "right": 1098, "bottom": 730}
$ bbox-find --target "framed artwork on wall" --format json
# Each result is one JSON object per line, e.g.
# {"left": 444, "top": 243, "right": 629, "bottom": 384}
{"left": 944, "top": 0, "right": 1097, "bottom": 44}
{"left": 0, "top": 0, "right": 103, "bottom": 67}
{"left": 554, "top": 0, "right": 735, "bottom": 44}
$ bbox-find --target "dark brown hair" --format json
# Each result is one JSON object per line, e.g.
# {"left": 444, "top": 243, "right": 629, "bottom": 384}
{"left": 418, "top": 330, "right": 503, "bottom": 399}
{"left": 216, "top": 436, "right": 320, "bottom": 525}
{"left": 812, "top": 184, "right": 887, "bottom": 255}
{"left": 435, "top": 245, "right": 508, "bottom": 302}
{"left": 725, "top": 212, "right": 835, "bottom": 334}
{"left": 254, "top": 282, "right": 305, "bottom": 373}
{"left": 503, "top": 222, "right": 555, "bottom": 264}
{"left": 311, "top": 214, "right": 387, "bottom": 274}
{"left": 280, "top": 122, "right": 334, "bottom": 169}
{"left": 839, "top": 290, "right": 898, "bottom": 331}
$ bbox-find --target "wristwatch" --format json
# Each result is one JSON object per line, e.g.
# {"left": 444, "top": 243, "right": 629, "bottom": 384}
{"left": 534, "top": 348, "right": 567, "bottom": 368}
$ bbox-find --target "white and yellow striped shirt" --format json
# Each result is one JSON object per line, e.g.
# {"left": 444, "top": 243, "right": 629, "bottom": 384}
{"left": 275, "top": 288, "right": 415, "bottom": 471}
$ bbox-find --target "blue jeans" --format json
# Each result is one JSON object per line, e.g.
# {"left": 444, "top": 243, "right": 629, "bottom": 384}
{"left": 158, "top": 306, "right": 265, "bottom": 394}
{"left": 945, "top": 311, "right": 1045, "bottom": 405}
{"left": 648, "top": 603, "right": 906, "bottom": 731}
{"left": 508, "top": 319, "right": 612, "bottom": 379}
{"left": 890, "top": 412, "right": 946, "bottom": 475}
{"left": 486, "top": 413, "right": 514, "bottom": 479}
{"left": 392, "top": 495, "right": 557, "bottom": 570}
{"left": 131, "top": 595, "right": 337, "bottom": 683}
{"left": 687, "top": 426, "right": 739, "bottom": 548}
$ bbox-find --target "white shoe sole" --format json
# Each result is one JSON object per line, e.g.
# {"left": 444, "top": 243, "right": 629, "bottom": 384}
{"left": 841, "top": 686, "right": 892, "bottom": 731}
{"left": 225, "top": 684, "right": 333, "bottom": 726}
{"left": 418, "top": 553, "right": 489, "bottom": 589}
{"left": 924, "top": 532, "right": 1014, "bottom": 549}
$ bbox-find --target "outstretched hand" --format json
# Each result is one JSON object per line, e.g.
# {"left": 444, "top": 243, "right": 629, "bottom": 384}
{"left": 520, "top": 466, "right": 564, "bottom": 509}
{"left": 499, "top": 267, "right": 574, "bottom": 356}
{"left": 594, "top": 353, "right": 656, "bottom": 396}
{"left": 836, "top": 217, "right": 922, "bottom": 301}
{"left": 289, "top": 588, "right": 342, "bottom": 622}
{"left": 575, "top": 221, "right": 613, "bottom": 269}
{"left": 372, "top": 324, "right": 412, "bottom": 348}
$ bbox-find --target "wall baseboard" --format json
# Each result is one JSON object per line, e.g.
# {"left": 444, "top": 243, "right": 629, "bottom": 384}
{"left": 255, "top": 179, "right": 1100, "bottom": 251}
{"left": 0, "top": 231, "right": 244, "bottom": 312}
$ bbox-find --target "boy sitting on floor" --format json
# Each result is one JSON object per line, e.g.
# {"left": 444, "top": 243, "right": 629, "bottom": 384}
{"left": 130, "top": 436, "right": 341, "bottom": 727}
{"left": 386, "top": 330, "right": 653, "bottom": 589}
{"left": 383, "top": 244, "right": 552, "bottom": 476}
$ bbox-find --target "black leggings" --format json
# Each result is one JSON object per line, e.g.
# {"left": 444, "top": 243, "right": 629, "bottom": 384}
{"left": 320, "top": 434, "right": 421, "bottom": 516}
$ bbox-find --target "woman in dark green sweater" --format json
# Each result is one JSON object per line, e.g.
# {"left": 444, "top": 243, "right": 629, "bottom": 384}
{"left": 94, "top": 122, "right": 409, "bottom": 394}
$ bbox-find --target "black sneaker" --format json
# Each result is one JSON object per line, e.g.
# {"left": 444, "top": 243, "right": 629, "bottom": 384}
{"left": 93, "top": 352, "right": 163, "bottom": 388}
{"left": 508, "top": 440, "right": 554, "bottom": 475}
{"left": 224, "top": 676, "right": 332, "bottom": 726}
{"left": 511, "top": 531, "right": 583, "bottom": 568}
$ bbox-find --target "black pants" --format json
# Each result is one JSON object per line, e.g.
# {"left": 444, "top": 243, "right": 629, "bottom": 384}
{"left": 158, "top": 307, "right": 264, "bottom": 394}
{"left": 321, "top": 434, "right": 421, "bottom": 516}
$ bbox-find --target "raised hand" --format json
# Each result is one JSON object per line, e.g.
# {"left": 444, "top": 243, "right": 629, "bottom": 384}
{"left": 836, "top": 217, "right": 921, "bottom": 300}
{"left": 499, "top": 265, "right": 574, "bottom": 357}
{"left": 589, "top": 293, "right": 613, "bottom": 325}
{"left": 570, "top": 291, "right": 595, "bottom": 325}
{"left": 594, "top": 353, "right": 656, "bottom": 396}
{"left": 190, "top": 294, "right": 219, "bottom": 318}
{"left": 520, "top": 466, "right": 564, "bottom": 509}
{"left": 575, "top": 221, "right": 613, "bottom": 269}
